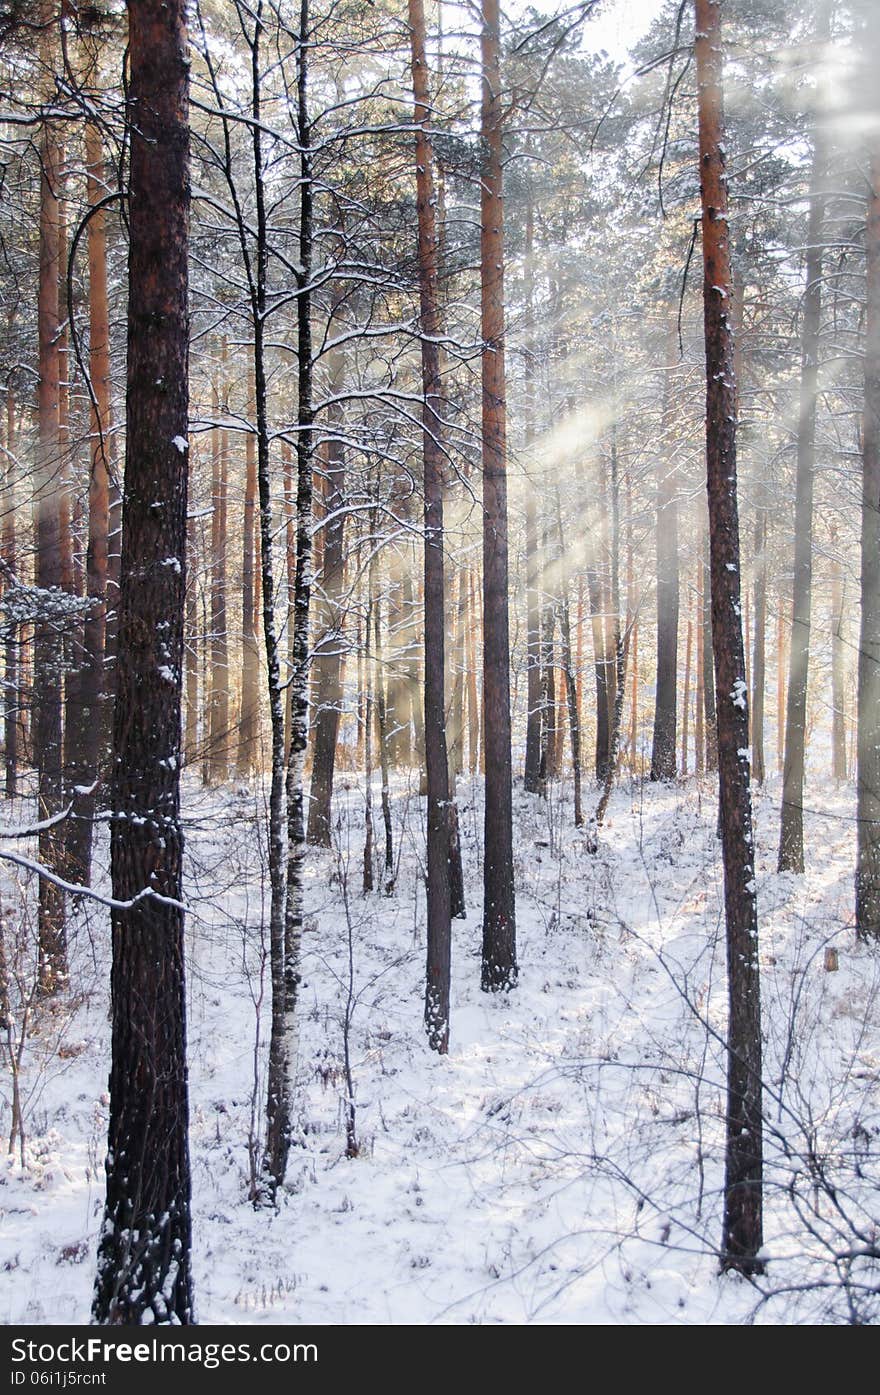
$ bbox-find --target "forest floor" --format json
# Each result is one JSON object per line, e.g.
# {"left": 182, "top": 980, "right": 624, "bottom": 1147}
{"left": 2, "top": 763, "right": 879, "bottom": 1325}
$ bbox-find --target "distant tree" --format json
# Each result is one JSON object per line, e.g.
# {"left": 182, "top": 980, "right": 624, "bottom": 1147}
{"left": 856, "top": 5, "right": 880, "bottom": 941}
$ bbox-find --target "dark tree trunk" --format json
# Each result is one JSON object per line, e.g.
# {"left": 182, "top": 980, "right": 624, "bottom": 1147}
{"left": 650, "top": 322, "right": 680, "bottom": 782}
{"left": 307, "top": 369, "right": 346, "bottom": 847}
{"left": 695, "top": 0, "right": 763, "bottom": 1274}
{"left": 523, "top": 188, "right": 542, "bottom": 796}
{"left": 92, "top": 0, "right": 193, "bottom": 1324}
{"left": 586, "top": 563, "right": 609, "bottom": 782}
{"left": 237, "top": 413, "right": 260, "bottom": 776}
{"left": 372, "top": 585, "right": 395, "bottom": 894}
{"left": 779, "top": 125, "right": 826, "bottom": 872}
{"left": 409, "top": 0, "right": 452, "bottom": 1050}
{"left": 594, "top": 433, "right": 626, "bottom": 834}
{"left": 479, "top": 0, "right": 516, "bottom": 991}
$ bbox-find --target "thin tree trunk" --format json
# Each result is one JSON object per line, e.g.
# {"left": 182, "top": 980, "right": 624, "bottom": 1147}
{"left": 695, "top": 561, "right": 704, "bottom": 777}
{"left": 650, "top": 320, "right": 680, "bottom": 781}
{"left": 752, "top": 506, "right": 767, "bottom": 784}
{"left": 856, "top": 95, "right": 880, "bottom": 938}
{"left": 466, "top": 569, "right": 479, "bottom": 775}
{"left": 207, "top": 364, "right": 230, "bottom": 783}
{"left": 594, "top": 432, "right": 626, "bottom": 833}
{"left": 307, "top": 351, "right": 346, "bottom": 845}
{"left": 586, "top": 563, "right": 609, "bottom": 782}
{"left": 523, "top": 185, "right": 542, "bottom": 795}
{"left": 184, "top": 508, "right": 199, "bottom": 765}
{"left": 555, "top": 491, "right": 582, "bottom": 825}
{"left": 3, "top": 366, "right": 18, "bottom": 799}
{"left": 479, "top": 0, "right": 516, "bottom": 990}
{"left": 408, "top": 0, "right": 453, "bottom": 1050}
{"left": 92, "top": 0, "right": 193, "bottom": 1323}
{"left": 681, "top": 613, "right": 692, "bottom": 777}
{"left": 237, "top": 409, "right": 260, "bottom": 776}
{"left": 64, "top": 112, "right": 112, "bottom": 883}
{"left": 34, "top": 8, "right": 66, "bottom": 992}
{"left": 363, "top": 587, "right": 375, "bottom": 895}
{"left": 372, "top": 586, "right": 395, "bottom": 893}
{"left": 776, "top": 598, "right": 786, "bottom": 774}
{"left": 830, "top": 542, "right": 847, "bottom": 780}
{"left": 695, "top": 0, "right": 763, "bottom": 1273}
{"left": 269, "top": 3, "right": 317, "bottom": 1196}
{"left": 701, "top": 542, "right": 718, "bottom": 772}
{"left": 779, "top": 122, "right": 826, "bottom": 872}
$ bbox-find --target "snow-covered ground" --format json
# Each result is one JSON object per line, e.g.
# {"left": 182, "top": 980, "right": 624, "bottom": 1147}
{"left": 2, "top": 768, "right": 878, "bottom": 1324}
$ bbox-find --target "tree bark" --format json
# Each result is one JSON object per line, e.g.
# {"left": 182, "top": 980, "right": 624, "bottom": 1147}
{"left": 34, "top": 5, "right": 66, "bottom": 992}
{"left": 92, "top": 0, "right": 193, "bottom": 1323}
{"left": 695, "top": 0, "right": 763, "bottom": 1274}
{"left": 523, "top": 187, "right": 542, "bottom": 795}
{"left": 479, "top": 0, "right": 516, "bottom": 991}
{"left": 408, "top": 0, "right": 453, "bottom": 1049}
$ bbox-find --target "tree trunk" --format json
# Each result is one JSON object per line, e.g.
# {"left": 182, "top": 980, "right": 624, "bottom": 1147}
{"left": 594, "top": 433, "right": 626, "bottom": 833}
{"left": 695, "top": 0, "right": 763, "bottom": 1274}
{"left": 701, "top": 542, "right": 718, "bottom": 772}
{"left": 830, "top": 541, "right": 847, "bottom": 780}
{"left": 206, "top": 367, "right": 230, "bottom": 782}
{"left": 650, "top": 321, "right": 680, "bottom": 781}
{"left": 307, "top": 359, "right": 346, "bottom": 846}
{"left": 752, "top": 506, "right": 767, "bottom": 785}
{"left": 408, "top": 0, "right": 453, "bottom": 1050}
{"left": 681, "top": 612, "right": 692, "bottom": 777}
{"left": 92, "top": 0, "right": 193, "bottom": 1323}
{"left": 555, "top": 492, "right": 582, "bottom": 825}
{"left": 237, "top": 407, "right": 260, "bottom": 776}
{"left": 856, "top": 114, "right": 880, "bottom": 938}
{"left": 184, "top": 508, "right": 199, "bottom": 765}
{"left": 523, "top": 187, "right": 542, "bottom": 795}
{"left": 3, "top": 367, "right": 18, "bottom": 799}
{"left": 479, "top": 0, "right": 516, "bottom": 991}
{"left": 64, "top": 114, "right": 113, "bottom": 883}
{"left": 779, "top": 124, "right": 826, "bottom": 872}
{"left": 34, "top": 8, "right": 66, "bottom": 992}
{"left": 372, "top": 582, "right": 395, "bottom": 892}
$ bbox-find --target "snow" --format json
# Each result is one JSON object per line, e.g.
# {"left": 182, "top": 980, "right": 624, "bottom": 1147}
{"left": 172, "top": 436, "right": 188, "bottom": 454}
{"left": 1, "top": 772, "right": 878, "bottom": 1326}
